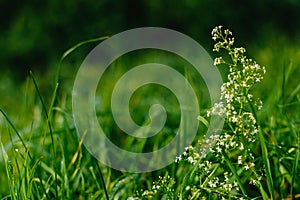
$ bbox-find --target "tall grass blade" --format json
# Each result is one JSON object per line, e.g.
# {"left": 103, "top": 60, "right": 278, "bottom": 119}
{"left": 30, "top": 71, "right": 59, "bottom": 198}
{"left": 94, "top": 158, "right": 109, "bottom": 200}
{"left": 223, "top": 152, "right": 247, "bottom": 197}
{"left": 288, "top": 120, "right": 300, "bottom": 197}
{"left": 0, "top": 139, "right": 15, "bottom": 200}
{"left": 259, "top": 127, "right": 275, "bottom": 199}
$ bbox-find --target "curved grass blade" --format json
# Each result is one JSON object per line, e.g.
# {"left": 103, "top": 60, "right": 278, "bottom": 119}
{"left": 55, "top": 35, "right": 109, "bottom": 84}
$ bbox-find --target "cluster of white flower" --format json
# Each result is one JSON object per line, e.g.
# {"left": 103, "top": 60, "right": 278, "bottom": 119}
{"left": 208, "top": 26, "right": 266, "bottom": 149}
{"left": 208, "top": 102, "right": 226, "bottom": 117}
{"left": 173, "top": 26, "right": 266, "bottom": 199}
{"left": 212, "top": 25, "right": 234, "bottom": 51}
{"left": 210, "top": 25, "right": 265, "bottom": 170}
{"left": 141, "top": 26, "right": 266, "bottom": 200}
{"left": 176, "top": 145, "right": 200, "bottom": 165}
{"left": 211, "top": 25, "right": 265, "bottom": 188}
{"left": 139, "top": 175, "right": 176, "bottom": 199}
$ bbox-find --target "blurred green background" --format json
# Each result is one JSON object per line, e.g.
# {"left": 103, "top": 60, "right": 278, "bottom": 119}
{"left": 1, "top": 0, "right": 300, "bottom": 76}
{"left": 1, "top": 0, "right": 300, "bottom": 113}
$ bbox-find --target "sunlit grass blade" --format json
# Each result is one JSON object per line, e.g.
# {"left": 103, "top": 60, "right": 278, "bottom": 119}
{"left": 197, "top": 115, "right": 209, "bottom": 128}
{"left": 68, "top": 130, "right": 87, "bottom": 170}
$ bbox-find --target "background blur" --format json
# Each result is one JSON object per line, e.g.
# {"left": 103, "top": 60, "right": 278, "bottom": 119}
{"left": 1, "top": 0, "right": 300, "bottom": 112}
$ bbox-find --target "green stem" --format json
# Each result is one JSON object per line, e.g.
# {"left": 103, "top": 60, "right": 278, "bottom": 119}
{"left": 223, "top": 152, "right": 248, "bottom": 197}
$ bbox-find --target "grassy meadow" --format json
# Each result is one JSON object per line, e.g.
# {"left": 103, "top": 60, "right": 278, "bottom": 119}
{"left": 0, "top": 26, "right": 300, "bottom": 200}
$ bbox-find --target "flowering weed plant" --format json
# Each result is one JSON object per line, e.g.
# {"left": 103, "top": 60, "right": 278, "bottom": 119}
{"left": 137, "top": 26, "right": 272, "bottom": 199}
{"left": 1, "top": 25, "right": 299, "bottom": 200}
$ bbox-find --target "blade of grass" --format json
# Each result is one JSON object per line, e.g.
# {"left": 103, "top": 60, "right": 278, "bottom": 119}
{"left": 197, "top": 115, "right": 209, "bottom": 128}
{"left": 0, "top": 139, "right": 15, "bottom": 200}
{"left": 200, "top": 163, "right": 219, "bottom": 188}
{"left": 281, "top": 61, "right": 287, "bottom": 105}
{"left": 58, "top": 141, "right": 69, "bottom": 199}
{"left": 30, "top": 71, "right": 59, "bottom": 198}
{"left": 109, "top": 175, "right": 134, "bottom": 199}
{"left": 257, "top": 181, "right": 270, "bottom": 200}
{"left": 287, "top": 83, "right": 300, "bottom": 102}
{"left": 245, "top": 90, "right": 272, "bottom": 199}
{"left": 289, "top": 121, "right": 300, "bottom": 197}
{"left": 223, "top": 152, "right": 248, "bottom": 197}
{"left": 39, "top": 161, "right": 62, "bottom": 181}
{"left": 0, "top": 109, "right": 32, "bottom": 160}
{"left": 55, "top": 36, "right": 109, "bottom": 84}
{"left": 68, "top": 130, "right": 87, "bottom": 170}
{"left": 259, "top": 127, "right": 275, "bottom": 199}
{"left": 277, "top": 97, "right": 300, "bottom": 196}
{"left": 27, "top": 158, "right": 42, "bottom": 199}
{"left": 281, "top": 60, "right": 293, "bottom": 105}
{"left": 178, "top": 162, "right": 198, "bottom": 199}
{"left": 89, "top": 166, "right": 101, "bottom": 192}
{"left": 94, "top": 158, "right": 109, "bottom": 200}
{"left": 12, "top": 118, "right": 35, "bottom": 199}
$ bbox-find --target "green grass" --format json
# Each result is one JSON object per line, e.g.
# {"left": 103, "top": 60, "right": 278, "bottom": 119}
{"left": 0, "top": 28, "right": 299, "bottom": 199}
